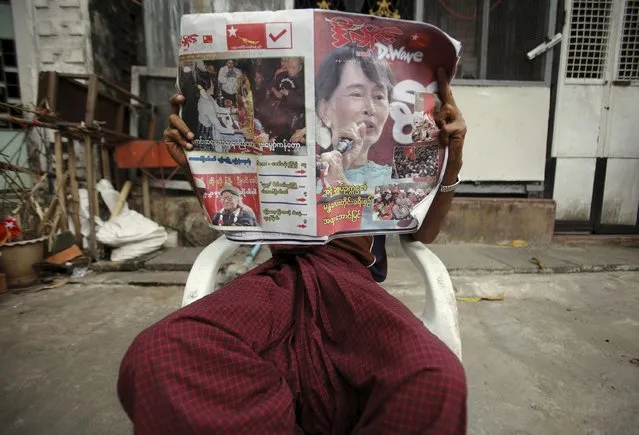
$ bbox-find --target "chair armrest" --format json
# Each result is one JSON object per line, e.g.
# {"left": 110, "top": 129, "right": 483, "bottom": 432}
{"left": 181, "top": 235, "right": 240, "bottom": 307}
{"left": 400, "top": 235, "right": 462, "bottom": 361}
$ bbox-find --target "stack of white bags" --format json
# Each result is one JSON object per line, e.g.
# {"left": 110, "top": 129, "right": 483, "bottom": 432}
{"left": 72, "top": 179, "right": 168, "bottom": 262}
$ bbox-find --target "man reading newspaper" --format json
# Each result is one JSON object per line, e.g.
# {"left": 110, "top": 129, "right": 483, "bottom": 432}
{"left": 118, "top": 66, "right": 467, "bottom": 434}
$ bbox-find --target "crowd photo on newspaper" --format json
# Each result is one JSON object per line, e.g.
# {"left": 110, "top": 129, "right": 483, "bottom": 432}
{"left": 178, "top": 56, "right": 307, "bottom": 156}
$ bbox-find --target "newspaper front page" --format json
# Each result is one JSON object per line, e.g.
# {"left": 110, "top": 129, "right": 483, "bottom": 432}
{"left": 178, "top": 9, "right": 461, "bottom": 244}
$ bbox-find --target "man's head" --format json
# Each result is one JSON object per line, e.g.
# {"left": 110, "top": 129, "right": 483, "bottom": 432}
{"left": 204, "top": 60, "right": 216, "bottom": 73}
{"left": 220, "top": 183, "right": 241, "bottom": 211}
{"left": 226, "top": 60, "right": 234, "bottom": 69}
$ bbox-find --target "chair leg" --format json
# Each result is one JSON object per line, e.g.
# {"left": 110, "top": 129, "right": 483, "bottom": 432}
{"left": 181, "top": 235, "right": 240, "bottom": 307}
{"left": 400, "top": 235, "right": 462, "bottom": 361}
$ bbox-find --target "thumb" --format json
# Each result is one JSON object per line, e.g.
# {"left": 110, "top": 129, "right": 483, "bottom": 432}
{"left": 166, "top": 141, "right": 187, "bottom": 168}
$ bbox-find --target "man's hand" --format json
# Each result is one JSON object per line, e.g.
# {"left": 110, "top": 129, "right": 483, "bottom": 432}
{"left": 435, "top": 67, "right": 466, "bottom": 185}
{"left": 411, "top": 67, "right": 467, "bottom": 244}
{"left": 163, "top": 94, "right": 194, "bottom": 169}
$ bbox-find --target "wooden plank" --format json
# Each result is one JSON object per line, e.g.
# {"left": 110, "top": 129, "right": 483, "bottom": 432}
{"left": 100, "top": 146, "right": 112, "bottom": 182}
{"left": 47, "top": 71, "right": 58, "bottom": 111}
{"left": 84, "top": 135, "right": 98, "bottom": 259}
{"left": 38, "top": 196, "right": 59, "bottom": 234}
{"left": 97, "top": 75, "right": 153, "bottom": 107}
{"left": 148, "top": 110, "right": 157, "bottom": 140}
{"left": 110, "top": 180, "right": 133, "bottom": 220}
{"left": 142, "top": 171, "right": 151, "bottom": 218}
{"left": 53, "top": 132, "right": 68, "bottom": 231}
{"left": 66, "top": 138, "right": 83, "bottom": 247}
{"left": 148, "top": 179, "right": 192, "bottom": 191}
{"left": 115, "top": 105, "right": 125, "bottom": 133}
{"left": 143, "top": 110, "right": 156, "bottom": 218}
{"left": 85, "top": 75, "right": 99, "bottom": 125}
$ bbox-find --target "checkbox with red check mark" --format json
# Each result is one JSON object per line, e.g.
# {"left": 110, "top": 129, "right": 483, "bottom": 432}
{"left": 265, "top": 22, "right": 292, "bottom": 49}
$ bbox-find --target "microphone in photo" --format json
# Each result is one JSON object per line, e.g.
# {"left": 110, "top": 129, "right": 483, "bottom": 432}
{"left": 335, "top": 138, "right": 353, "bottom": 154}
{"left": 334, "top": 123, "right": 366, "bottom": 154}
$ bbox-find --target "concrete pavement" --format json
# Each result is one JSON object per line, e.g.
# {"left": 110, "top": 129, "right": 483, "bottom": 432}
{"left": 1, "top": 264, "right": 638, "bottom": 434}
{"left": 96, "top": 243, "right": 639, "bottom": 275}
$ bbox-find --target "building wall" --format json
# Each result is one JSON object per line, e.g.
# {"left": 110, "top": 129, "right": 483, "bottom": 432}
{"left": 89, "top": 0, "right": 145, "bottom": 88}
{"left": 33, "top": 0, "right": 94, "bottom": 75}
{"left": 551, "top": 0, "right": 639, "bottom": 229}
{"left": 12, "top": 0, "right": 94, "bottom": 106}
{"left": 455, "top": 85, "right": 549, "bottom": 182}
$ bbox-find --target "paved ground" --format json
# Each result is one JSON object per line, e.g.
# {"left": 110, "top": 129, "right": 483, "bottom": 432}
{"left": 106, "top": 242, "right": 639, "bottom": 275}
{"left": 1, "top": 265, "right": 638, "bottom": 434}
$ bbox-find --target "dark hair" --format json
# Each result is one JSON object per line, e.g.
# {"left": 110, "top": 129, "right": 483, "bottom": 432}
{"left": 315, "top": 44, "right": 395, "bottom": 109}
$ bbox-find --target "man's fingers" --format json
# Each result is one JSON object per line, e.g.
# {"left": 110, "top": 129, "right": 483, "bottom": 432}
{"left": 435, "top": 103, "right": 462, "bottom": 127}
{"left": 443, "top": 119, "right": 467, "bottom": 138}
{"left": 437, "top": 66, "right": 457, "bottom": 108}
{"left": 164, "top": 128, "right": 192, "bottom": 150}
{"left": 170, "top": 94, "right": 185, "bottom": 116}
{"left": 168, "top": 114, "right": 194, "bottom": 142}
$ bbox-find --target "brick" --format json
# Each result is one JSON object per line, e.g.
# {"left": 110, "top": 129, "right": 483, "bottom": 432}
{"left": 37, "top": 20, "right": 57, "bottom": 36}
{"left": 40, "top": 50, "right": 59, "bottom": 64}
{"left": 62, "top": 21, "right": 85, "bottom": 36}
{"left": 65, "top": 48, "right": 85, "bottom": 63}
{"left": 34, "top": 0, "right": 49, "bottom": 8}
{"left": 58, "top": 0, "right": 82, "bottom": 7}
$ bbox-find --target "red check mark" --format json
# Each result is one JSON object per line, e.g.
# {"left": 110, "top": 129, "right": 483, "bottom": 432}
{"left": 269, "top": 29, "right": 287, "bottom": 42}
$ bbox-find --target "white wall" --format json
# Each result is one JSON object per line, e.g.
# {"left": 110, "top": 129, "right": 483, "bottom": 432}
{"left": 453, "top": 85, "right": 550, "bottom": 182}
{"left": 12, "top": 0, "right": 94, "bottom": 106}
{"left": 601, "top": 85, "right": 639, "bottom": 226}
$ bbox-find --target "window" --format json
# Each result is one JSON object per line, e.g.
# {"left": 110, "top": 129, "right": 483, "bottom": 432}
{"left": 422, "top": 0, "right": 552, "bottom": 81}
{"left": 293, "top": 0, "right": 553, "bottom": 81}
{"left": 1, "top": 0, "right": 22, "bottom": 129}
{"left": 616, "top": 0, "right": 639, "bottom": 81}
{"left": 294, "top": 0, "right": 415, "bottom": 21}
{"left": 0, "top": 38, "right": 22, "bottom": 129}
{"left": 565, "top": 0, "right": 614, "bottom": 80}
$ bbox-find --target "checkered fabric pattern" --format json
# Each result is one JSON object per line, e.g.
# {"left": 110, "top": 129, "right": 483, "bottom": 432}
{"left": 118, "top": 241, "right": 467, "bottom": 434}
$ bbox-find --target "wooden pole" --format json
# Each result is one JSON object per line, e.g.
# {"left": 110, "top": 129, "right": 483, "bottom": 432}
{"left": 140, "top": 110, "right": 157, "bottom": 218}
{"left": 142, "top": 171, "right": 151, "bottom": 218}
{"left": 100, "top": 146, "right": 112, "bottom": 182}
{"left": 84, "top": 135, "right": 98, "bottom": 259}
{"left": 110, "top": 180, "right": 132, "bottom": 220}
{"left": 66, "top": 138, "right": 83, "bottom": 247}
{"left": 85, "top": 75, "right": 98, "bottom": 125}
{"left": 53, "top": 132, "right": 68, "bottom": 231}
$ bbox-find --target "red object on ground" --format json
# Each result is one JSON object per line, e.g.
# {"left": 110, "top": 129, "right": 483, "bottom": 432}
{"left": 115, "top": 140, "right": 177, "bottom": 169}
{"left": 44, "top": 245, "right": 83, "bottom": 264}
{"left": 117, "top": 242, "right": 467, "bottom": 434}
{"left": 0, "top": 217, "right": 22, "bottom": 244}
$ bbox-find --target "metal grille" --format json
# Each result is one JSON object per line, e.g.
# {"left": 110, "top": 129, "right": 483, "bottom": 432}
{"left": 423, "top": 1, "right": 483, "bottom": 80}
{"left": 617, "top": 0, "right": 639, "bottom": 81}
{"left": 0, "top": 39, "right": 23, "bottom": 129}
{"left": 294, "top": 0, "right": 416, "bottom": 21}
{"left": 566, "top": 0, "right": 614, "bottom": 80}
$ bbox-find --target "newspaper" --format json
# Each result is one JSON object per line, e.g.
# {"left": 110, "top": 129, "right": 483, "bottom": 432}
{"left": 178, "top": 9, "right": 461, "bottom": 244}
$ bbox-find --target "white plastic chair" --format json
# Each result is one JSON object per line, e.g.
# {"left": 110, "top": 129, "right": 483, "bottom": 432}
{"left": 182, "top": 235, "right": 462, "bottom": 361}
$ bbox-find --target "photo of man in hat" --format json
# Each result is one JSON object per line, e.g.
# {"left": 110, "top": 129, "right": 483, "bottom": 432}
{"left": 212, "top": 183, "right": 258, "bottom": 227}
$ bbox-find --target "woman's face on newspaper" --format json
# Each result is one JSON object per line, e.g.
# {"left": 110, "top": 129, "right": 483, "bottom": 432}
{"left": 321, "top": 62, "right": 390, "bottom": 148}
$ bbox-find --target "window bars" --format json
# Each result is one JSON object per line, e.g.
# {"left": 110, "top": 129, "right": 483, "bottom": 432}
{"left": 616, "top": 0, "right": 639, "bottom": 81}
{"left": 565, "top": 0, "right": 614, "bottom": 80}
